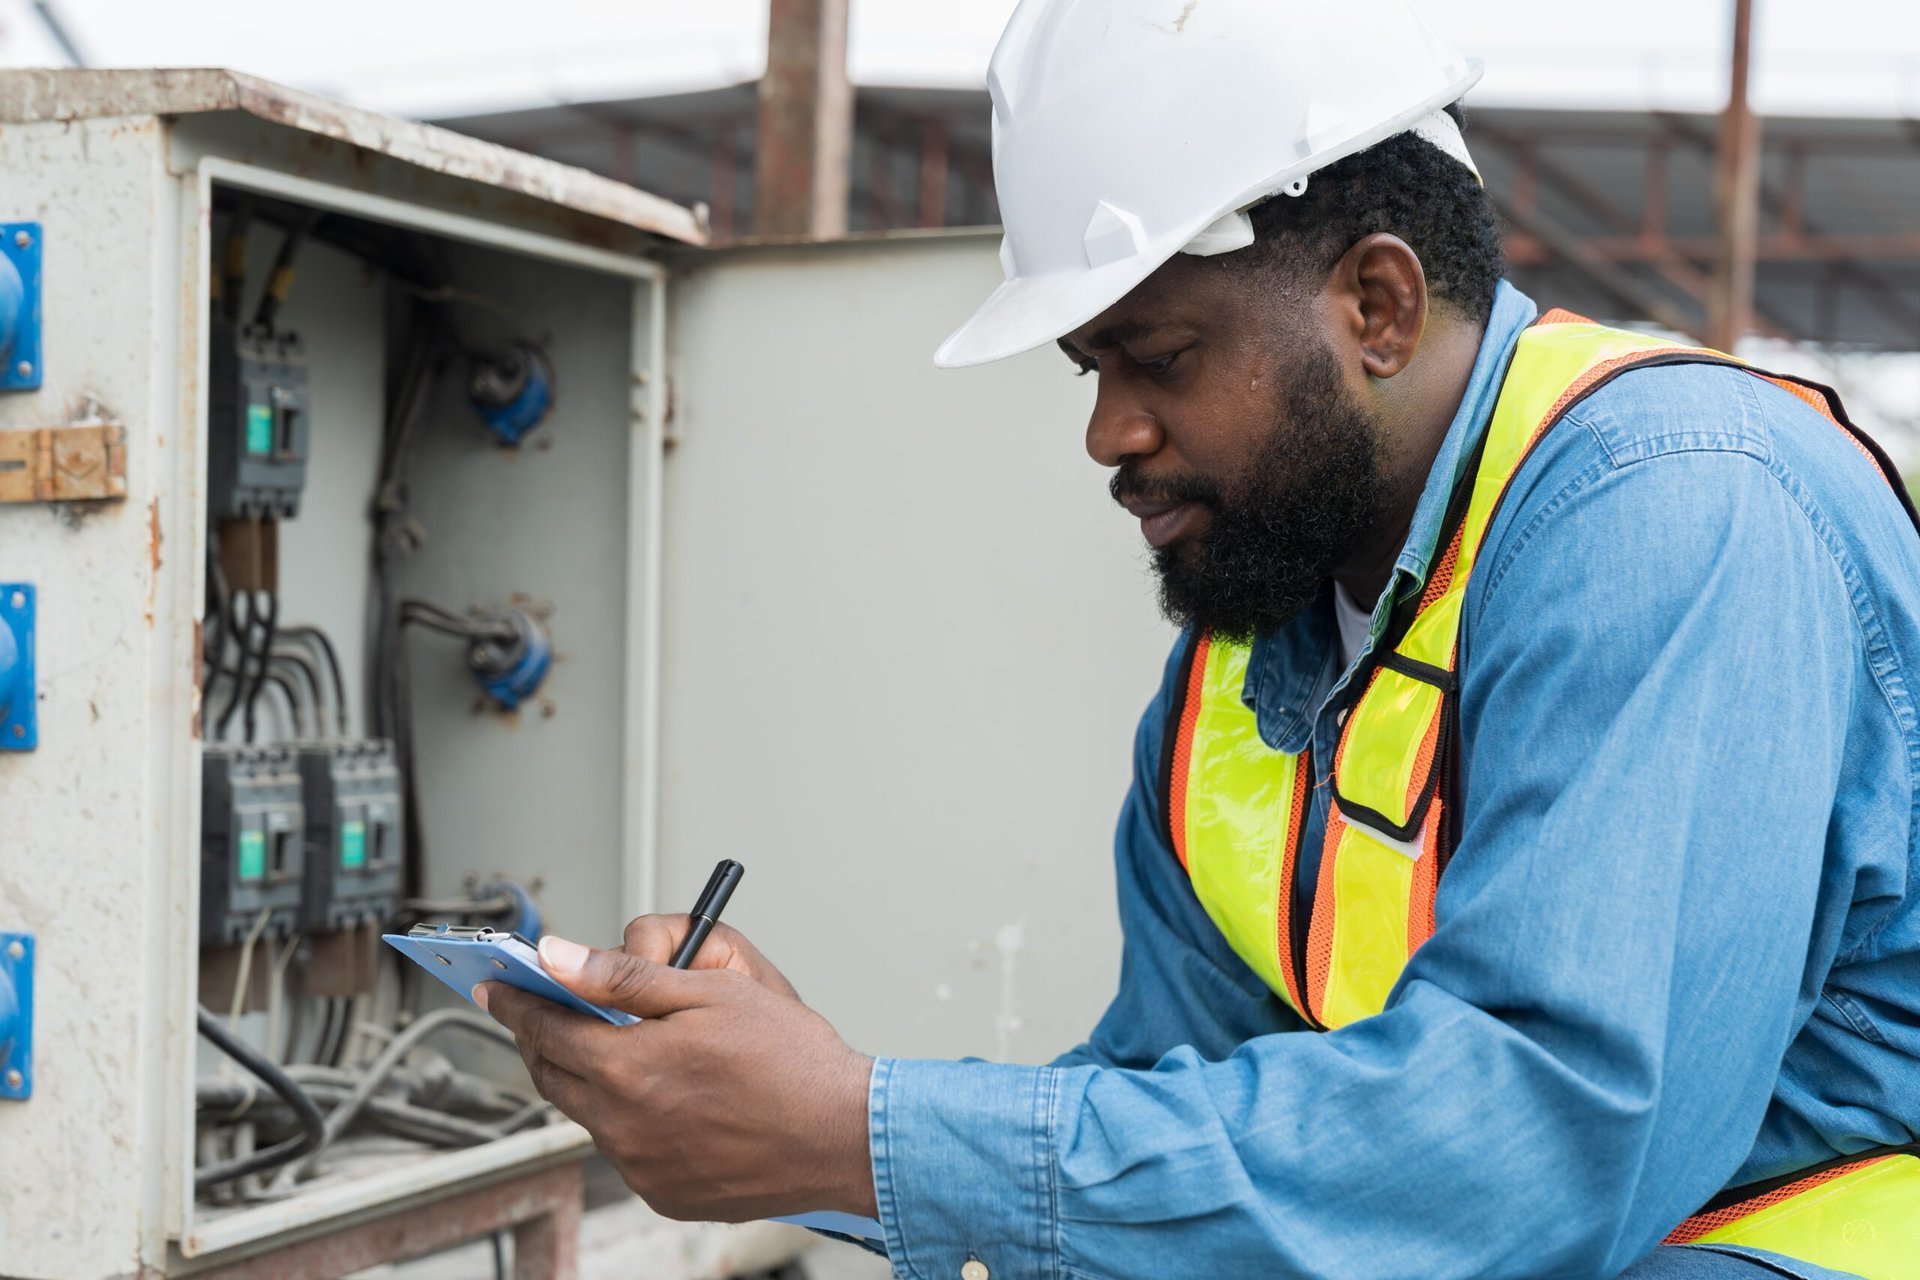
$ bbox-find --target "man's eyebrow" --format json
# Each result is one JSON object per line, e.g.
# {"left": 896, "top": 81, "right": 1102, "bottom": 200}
{"left": 1060, "top": 321, "right": 1167, "bottom": 359}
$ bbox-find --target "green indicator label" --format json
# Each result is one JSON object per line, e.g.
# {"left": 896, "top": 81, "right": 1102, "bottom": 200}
{"left": 341, "top": 821, "right": 366, "bottom": 870}
{"left": 238, "top": 830, "right": 267, "bottom": 881}
{"left": 246, "top": 404, "right": 273, "bottom": 455}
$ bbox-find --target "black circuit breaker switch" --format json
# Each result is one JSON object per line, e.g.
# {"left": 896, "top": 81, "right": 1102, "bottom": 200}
{"left": 201, "top": 745, "right": 306, "bottom": 945}
{"left": 209, "top": 318, "right": 311, "bottom": 519}
{"left": 298, "top": 740, "right": 404, "bottom": 933}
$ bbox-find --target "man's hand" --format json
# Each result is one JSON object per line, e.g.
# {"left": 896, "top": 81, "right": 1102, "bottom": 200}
{"left": 477, "top": 935, "right": 876, "bottom": 1223}
{"left": 615, "top": 914, "right": 801, "bottom": 1000}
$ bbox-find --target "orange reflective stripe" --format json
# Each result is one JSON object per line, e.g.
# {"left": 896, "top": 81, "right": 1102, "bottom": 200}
{"left": 1304, "top": 806, "right": 1341, "bottom": 1020}
{"left": 1406, "top": 803, "right": 1442, "bottom": 956}
{"left": 1167, "top": 632, "right": 1211, "bottom": 871}
{"left": 1665, "top": 1156, "right": 1895, "bottom": 1246}
{"left": 1273, "top": 757, "right": 1313, "bottom": 1023}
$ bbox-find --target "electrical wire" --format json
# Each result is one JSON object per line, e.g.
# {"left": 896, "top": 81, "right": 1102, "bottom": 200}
{"left": 215, "top": 586, "right": 250, "bottom": 739}
{"left": 270, "top": 646, "right": 325, "bottom": 736}
{"left": 243, "top": 591, "right": 281, "bottom": 744}
{"left": 279, "top": 626, "right": 348, "bottom": 735}
{"left": 194, "top": 1008, "right": 325, "bottom": 1190}
{"left": 270, "top": 1006, "right": 515, "bottom": 1191}
{"left": 227, "top": 907, "right": 273, "bottom": 1034}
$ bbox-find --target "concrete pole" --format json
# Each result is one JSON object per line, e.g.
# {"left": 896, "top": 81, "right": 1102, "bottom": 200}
{"left": 1706, "top": 0, "right": 1759, "bottom": 352}
{"left": 753, "top": 0, "right": 853, "bottom": 238}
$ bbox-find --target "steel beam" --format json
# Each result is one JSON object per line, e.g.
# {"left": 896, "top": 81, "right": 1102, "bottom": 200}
{"left": 1707, "top": 0, "right": 1760, "bottom": 350}
{"left": 753, "top": 0, "right": 853, "bottom": 238}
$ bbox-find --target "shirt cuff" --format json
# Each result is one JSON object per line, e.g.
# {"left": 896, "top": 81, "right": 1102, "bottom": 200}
{"left": 871, "top": 1056, "right": 1065, "bottom": 1280}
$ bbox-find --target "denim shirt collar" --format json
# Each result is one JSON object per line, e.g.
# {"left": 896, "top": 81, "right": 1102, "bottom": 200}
{"left": 1245, "top": 281, "right": 1539, "bottom": 752}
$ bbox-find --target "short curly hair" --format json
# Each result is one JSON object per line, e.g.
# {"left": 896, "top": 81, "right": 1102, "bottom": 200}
{"left": 1223, "top": 104, "right": 1505, "bottom": 323}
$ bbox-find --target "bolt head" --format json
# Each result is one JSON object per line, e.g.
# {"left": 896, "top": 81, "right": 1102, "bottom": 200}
{"left": 3, "top": 1070, "right": 21, "bottom": 1090}
{"left": 11, "top": 230, "right": 27, "bottom": 249}
{"left": 4, "top": 941, "right": 21, "bottom": 960}
{"left": 14, "top": 361, "right": 32, "bottom": 380}
{"left": 8, "top": 591, "right": 22, "bottom": 609}
{"left": 10, "top": 725, "right": 23, "bottom": 739}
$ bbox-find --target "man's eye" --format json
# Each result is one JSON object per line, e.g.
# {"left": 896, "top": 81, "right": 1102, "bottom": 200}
{"left": 1134, "top": 351, "right": 1182, "bottom": 374}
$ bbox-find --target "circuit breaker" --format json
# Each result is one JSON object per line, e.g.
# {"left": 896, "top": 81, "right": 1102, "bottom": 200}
{"left": 200, "top": 745, "right": 306, "bottom": 945}
{"left": 208, "top": 318, "right": 311, "bottom": 519}
{"left": 297, "top": 740, "right": 403, "bottom": 933}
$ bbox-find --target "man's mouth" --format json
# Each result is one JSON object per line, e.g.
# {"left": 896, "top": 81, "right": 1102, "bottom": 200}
{"left": 1119, "top": 496, "right": 1204, "bottom": 549}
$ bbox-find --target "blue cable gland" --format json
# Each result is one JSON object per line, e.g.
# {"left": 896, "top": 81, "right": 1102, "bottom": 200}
{"left": 468, "top": 608, "right": 552, "bottom": 711}
{"left": 0, "top": 222, "right": 44, "bottom": 392}
{"left": 0, "top": 932, "right": 34, "bottom": 1101}
{"left": 0, "top": 585, "right": 36, "bottom": 751}
{"left": 469, "top": 342, "right": 554, "bottom": 446}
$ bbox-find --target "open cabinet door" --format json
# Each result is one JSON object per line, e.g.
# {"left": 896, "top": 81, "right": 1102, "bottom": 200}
{"left": 662, "top": 233, "right": 1175, "bottom": 1065}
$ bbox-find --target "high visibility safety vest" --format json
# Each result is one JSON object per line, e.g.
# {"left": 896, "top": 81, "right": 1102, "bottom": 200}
{"left": 1162, "top": 310, "right": 1920, "bottom": 1279}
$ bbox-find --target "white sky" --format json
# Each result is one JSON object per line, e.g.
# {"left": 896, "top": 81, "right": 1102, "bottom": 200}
{"left": 2, "top": 0, "right": 1919, "bottom": 121}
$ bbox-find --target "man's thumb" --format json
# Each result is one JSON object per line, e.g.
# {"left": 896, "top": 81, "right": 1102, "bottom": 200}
{"left": 538, "top": 934, "right": 701, "bottom": 1018}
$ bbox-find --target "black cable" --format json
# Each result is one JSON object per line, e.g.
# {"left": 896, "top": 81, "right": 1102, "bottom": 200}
{"left": 311, "top": 998, "right": 338, "bottom": 1066}
{"left": 243, "top": 592, "right": 280, "bottom": 744}
{"left": 254, "top": 210, "right": 322, "bottom": 331}
{"left": 281, "top": 626, "right": 348, "bottom": 736}
{"left": 194, "top": 1008, "right": 325, "bottom": 1190}
{"left": 221, "top": 202, "right": 253, "bottom": 326}
{"left": 270, "top": 649, "right": 323, "bottom": 736}
{"left": 215, "top": 590, "right": 252, "bottom": 738}
{"left": 326, "top": 996, "right": 352, "bottom": 1069}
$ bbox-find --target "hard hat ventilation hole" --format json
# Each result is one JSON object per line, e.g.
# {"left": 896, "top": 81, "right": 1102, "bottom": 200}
{"left": 1284, "top": 177, "right": 1310, "bottom": 198}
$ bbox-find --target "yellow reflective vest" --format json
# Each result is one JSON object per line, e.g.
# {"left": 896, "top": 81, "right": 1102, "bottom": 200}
{"left": 1163, "top": 310, "right": 1920, "bottom": 1278}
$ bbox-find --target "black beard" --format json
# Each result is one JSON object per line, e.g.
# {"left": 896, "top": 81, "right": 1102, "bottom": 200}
{"left": 1114, "top": 343, "right": 1386, "bottom": 643}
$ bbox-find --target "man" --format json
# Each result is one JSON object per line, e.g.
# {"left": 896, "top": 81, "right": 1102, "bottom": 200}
{"left": 477, "top": 2, "right": 1920, "bottom": 1277}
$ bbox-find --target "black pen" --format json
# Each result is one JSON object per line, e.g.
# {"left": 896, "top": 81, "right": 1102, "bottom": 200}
{"left": 669, "top": 859, "right": 745, "bottom": 968}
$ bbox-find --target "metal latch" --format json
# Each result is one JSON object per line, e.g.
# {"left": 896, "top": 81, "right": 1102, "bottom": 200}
{"left": 0, "top": 423, "right": 128, "bottom": 503}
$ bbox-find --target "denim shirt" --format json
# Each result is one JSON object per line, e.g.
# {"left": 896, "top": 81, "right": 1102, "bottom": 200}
{"left": 866, "top": 283, "right": 1920, "bottom": 1280}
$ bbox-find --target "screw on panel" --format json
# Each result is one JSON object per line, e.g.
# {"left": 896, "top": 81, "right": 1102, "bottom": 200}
{"left": 3, "top": 1070, "right": 20, "bottom": 1090}
{"left": 4, "top": 941, "right": 20, "bottom": 960}
{"left": 14, "top": 362, "right": 31, "bottom": 380}
{"left": 8, "top": 592, "right": 22, "bottom": 609}
{"left": 10, "top": 726, "right": 22, "bottom": 739}
{"left": 10, "top": 231, "right": 26, "bottom": 249}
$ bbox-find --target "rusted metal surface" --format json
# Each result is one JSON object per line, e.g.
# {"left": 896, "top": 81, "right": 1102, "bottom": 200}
{"left": 0, "top": 422, "right": 129, "bottom": 502}
{"left": 753, "top": 0, "right": 853, "bottom": 238}
{"left": 188, "top": 1162, "right": 583, "bottom": 1279}
{"left": 0, "top": 70, "right": 705, "bottom": 247}
{"left": 1707, "top": 0, "right": 1760, "bottom": 351}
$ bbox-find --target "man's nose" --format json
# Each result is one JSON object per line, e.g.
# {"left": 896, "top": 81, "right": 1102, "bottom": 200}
{"left": 1085, "top": 377, "right": 1164, "bottom": 469}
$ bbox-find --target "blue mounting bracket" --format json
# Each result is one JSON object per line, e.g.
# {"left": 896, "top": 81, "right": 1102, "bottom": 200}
{"left": 0, "top": 222, "right": 43, "bottom": 392}
{"left": 0, "top": 584, "right": 36, "bottom": 751}
{"left": 0, "top": 932, "right": 32, "bottom": 1100}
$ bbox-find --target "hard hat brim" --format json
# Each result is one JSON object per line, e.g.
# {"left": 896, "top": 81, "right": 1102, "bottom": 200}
{"left": 933, "top": 250, "right": 1179, "bottom": 370}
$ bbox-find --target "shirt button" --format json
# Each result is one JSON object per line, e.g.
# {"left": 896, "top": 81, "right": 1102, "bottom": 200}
{"left": 961, "top": 1261, "right": 990, "bottom": 1280}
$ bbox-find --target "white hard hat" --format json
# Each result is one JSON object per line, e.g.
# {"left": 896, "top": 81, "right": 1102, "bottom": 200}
{"left": 934, "top": 0, "right": 1483, "bottom": 369}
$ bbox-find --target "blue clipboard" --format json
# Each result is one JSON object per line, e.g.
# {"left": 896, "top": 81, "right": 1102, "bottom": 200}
{"left": 383, "top": 925, "right": 640, "bottom": 1027}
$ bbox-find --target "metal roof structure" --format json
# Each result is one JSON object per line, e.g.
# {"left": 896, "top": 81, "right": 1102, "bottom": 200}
{"left": 436, "top": 87, "right": 1920, "bottom": 354}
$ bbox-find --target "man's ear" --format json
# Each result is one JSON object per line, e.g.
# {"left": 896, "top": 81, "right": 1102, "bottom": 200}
{"left": 1329, "top": 233, "right": 1428, "bottom": 380}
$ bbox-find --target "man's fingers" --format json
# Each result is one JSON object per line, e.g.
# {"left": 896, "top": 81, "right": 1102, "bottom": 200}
{"left": 540, "top": 934, "right": 719, "bottom": 1019}
{"left": 477, "top": 979, "right": 630, "bottom": 1080}
{"left": 620, "top": 915, "right": 801, "bottom": 999}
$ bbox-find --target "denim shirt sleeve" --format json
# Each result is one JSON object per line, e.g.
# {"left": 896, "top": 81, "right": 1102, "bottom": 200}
{"left": 867, "top": 413, "right": 1863, "bottom": 1279}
